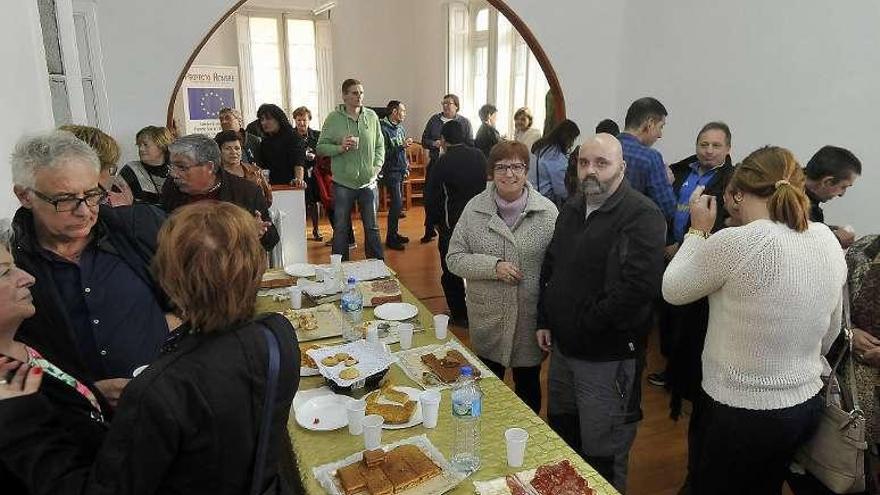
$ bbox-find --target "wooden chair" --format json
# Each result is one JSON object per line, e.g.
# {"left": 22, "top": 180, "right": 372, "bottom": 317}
{"left": 380, "top": 141, "right": 428, "bottom": 211}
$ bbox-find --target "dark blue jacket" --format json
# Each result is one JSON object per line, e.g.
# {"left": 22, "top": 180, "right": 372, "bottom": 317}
{"left": 379, "top": 117, "right": 408, "bottom": 178}
{"left": 421, "top": 113, "right": 474, "bottom": 163}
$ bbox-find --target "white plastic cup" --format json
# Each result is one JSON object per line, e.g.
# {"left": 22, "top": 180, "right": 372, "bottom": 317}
{"left": 362, "top": 414, "right": 384, "bottom": 449}
{"left": 330, "top": 254, "right": 343, "bottom": 269}
{"left": 288, "top": 286, "right": 302, "bottom": 310}
{"left": 366, "top": 325, "right": 380, "bottom": 344}
{"left": 350, "top": 136, "right": 360, "bottom": 150}
{"left": 433, "top": 314, "right": 449, "bottom": 340}
{"left": 419, "top": 390, "right": 441, "bottom": 429}
{"left": 398, "top": 323, "right": 414, "bottom": 349}
{"left": 346, "top": 400, "right": 366, "bottom": 435}
{"left": 505, "top": 427, "right": 529, "bottom": 467}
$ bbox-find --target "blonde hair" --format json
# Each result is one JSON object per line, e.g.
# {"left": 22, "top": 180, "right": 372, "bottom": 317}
{"left": 135, "top": 126, "right": 174, "bottom": 152}
{"left": 153, "top": 201, "right": 266, "bottom": 333}
{"left": 730, "top": 146, "right": 810, "bottom": 232}
{"left": 514, "top": 107, "right": 533, "bottom": 127}
{"left": 58, "top": 125, "right": 120, "bottom": 172}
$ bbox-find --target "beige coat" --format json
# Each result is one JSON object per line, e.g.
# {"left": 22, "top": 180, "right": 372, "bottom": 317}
{"left": 446, "top": 183, "right": 558, "bottom": 367}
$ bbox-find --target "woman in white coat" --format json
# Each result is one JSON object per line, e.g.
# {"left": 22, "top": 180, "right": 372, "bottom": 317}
{"left": 446, "top": 141, "right": 558, "bottom": 413}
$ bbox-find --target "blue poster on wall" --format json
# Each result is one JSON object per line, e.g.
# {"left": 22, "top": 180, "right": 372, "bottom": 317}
{"left": 186, "top": 87, "right": 235, "bottom": 120}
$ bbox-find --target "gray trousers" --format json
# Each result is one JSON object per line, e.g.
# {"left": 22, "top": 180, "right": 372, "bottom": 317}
{"left": 547, "top": 348, "right": 640, "bottom": 494}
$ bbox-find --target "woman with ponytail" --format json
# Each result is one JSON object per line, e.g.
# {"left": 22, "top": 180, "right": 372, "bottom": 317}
{"left": 661, "top": 146, "right": 848, "bottom": 495}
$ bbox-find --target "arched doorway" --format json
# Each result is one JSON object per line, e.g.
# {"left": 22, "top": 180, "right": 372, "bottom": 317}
{"left": 164, "top": 0, "right": 565, "bottom": 134}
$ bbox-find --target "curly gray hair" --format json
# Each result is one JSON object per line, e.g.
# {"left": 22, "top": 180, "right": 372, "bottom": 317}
{"left": 10, "top": 130, "right": 101, "bottom": 189}
{"left": 167, "top": 134, "right": 221, "bottom": 172}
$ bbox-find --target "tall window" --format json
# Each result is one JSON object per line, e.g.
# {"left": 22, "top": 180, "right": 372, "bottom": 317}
{"left": 240, "top": 13, "right": 324, "bottom": 125}
{"left": 447, "top": 2, "right": 550, "bottom": 138}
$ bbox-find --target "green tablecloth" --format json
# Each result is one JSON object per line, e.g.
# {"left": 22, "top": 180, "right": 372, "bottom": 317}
{"left": 257, "top": 282, "right": 619, "bottom": 495}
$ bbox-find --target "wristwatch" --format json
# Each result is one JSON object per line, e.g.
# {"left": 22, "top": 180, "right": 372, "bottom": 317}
{"left": 686, "top": 227, "right": 710, "bottom": 239}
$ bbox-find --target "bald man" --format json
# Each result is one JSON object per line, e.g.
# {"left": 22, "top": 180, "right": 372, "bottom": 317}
{"left": 537, "top": 134, "right": 666, "bottom": 492}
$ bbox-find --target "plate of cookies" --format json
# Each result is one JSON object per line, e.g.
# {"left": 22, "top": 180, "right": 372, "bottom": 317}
{"left": 307, "top": 341, "right": 396, "bottom": 389}
{"left": 363, "top": 384, "right": 423, "bottom": 429}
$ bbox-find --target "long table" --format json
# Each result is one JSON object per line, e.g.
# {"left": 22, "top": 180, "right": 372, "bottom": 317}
{"left": 257, "top": 280, "right": 619, "bottom": 495}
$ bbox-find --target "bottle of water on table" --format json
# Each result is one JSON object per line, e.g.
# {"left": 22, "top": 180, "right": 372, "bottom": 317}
{"left": 450, "top": 366, "right": 482, "bottom": 474}
{"left": 340, "top": 276, "right": 363, "bottom": 339}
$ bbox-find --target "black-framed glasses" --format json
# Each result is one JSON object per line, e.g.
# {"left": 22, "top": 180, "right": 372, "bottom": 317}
{"left": 32, "top": 187, "right": 107, "bottom": 212}
{"left": 493, "top": 163, "right": 527, "bottom": 175}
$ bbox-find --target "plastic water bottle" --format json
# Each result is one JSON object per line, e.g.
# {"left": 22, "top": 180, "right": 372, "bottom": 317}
{"left": 450, "top": 366, "right": 482, "bottom": 474}
{"left": 340, "top": 276, "right": 363, "bottom": 337}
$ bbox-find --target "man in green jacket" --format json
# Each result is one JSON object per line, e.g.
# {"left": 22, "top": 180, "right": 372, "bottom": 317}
{"left": 317, "top": 78, "right": 385, "bottom": 260}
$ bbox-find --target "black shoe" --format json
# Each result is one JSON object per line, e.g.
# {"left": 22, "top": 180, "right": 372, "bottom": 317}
{"left": 396, "top": 234, "right": 410, "bottom": 244}
{"left": 311, "top": 232, "right": 323, "bottom": 242}
{"left": 399, "top": 211, "right": 407, "bottom": 218}
{"left": 385, "top": 240, "right": 405, "bottom": 251}
{"left": 420, "top": 234, "right": 436, "bottom": 244}
{"left": 647, "top": 371, "right": 667, "bottom": 387}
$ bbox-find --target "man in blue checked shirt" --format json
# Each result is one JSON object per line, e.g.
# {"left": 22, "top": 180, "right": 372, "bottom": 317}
{"left": 618, "top": 97, "right": 676, "bottom": 220}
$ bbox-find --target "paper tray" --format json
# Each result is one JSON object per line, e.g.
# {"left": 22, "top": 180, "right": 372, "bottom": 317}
{"left": 393, "top": 340, "right": 494, "bottom": 390}
{"left": 307, "top": 340, "right": 396, "bottom": 388}
{"left": 281, "top": 303, "right": 352, "bottom": 343}
{"left": 313, "top": 434, "right": 465, "bottom": 495}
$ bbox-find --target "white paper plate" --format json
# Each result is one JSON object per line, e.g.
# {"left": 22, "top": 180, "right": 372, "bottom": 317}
{"left": 374, "top": 302, "right": 419, "bottom": 321}
{"left": 284, "top": 263, "right": 316, "bottom": 278}
{"left": 364, "top": 386, "right": 424, "bottom": 430}
{"left": 295, "top": 394, "right": 352, "bottom": 431}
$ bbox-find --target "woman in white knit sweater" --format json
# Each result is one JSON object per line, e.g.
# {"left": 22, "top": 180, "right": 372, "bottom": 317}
{"left": 662, "top": 146, "right": 847, "bottom": 495}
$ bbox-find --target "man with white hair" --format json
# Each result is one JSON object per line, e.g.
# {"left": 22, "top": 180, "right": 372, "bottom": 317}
{"left": 537, "top": 133, "right": 666, "bottom": 493}
{"left": 161, "top": 133, "right": 279, "bottom": 251}
{"left": 10, "top": 130, "right": 172, "bottom": 406}
{"left": 217, "top": 107, "right": 261, "bottom": 165}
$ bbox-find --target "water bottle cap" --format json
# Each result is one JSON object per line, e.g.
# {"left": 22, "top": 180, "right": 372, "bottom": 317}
{"left": 460, "top": 366, "right": 473, "bottom": 377}
{"left": 347, "top": 276, "right": 356, "bottom": 284}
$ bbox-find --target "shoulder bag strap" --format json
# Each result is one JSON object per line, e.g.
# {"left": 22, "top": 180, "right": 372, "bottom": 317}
{"left": 251, "top": 324, "right": 281, "bottom": 495}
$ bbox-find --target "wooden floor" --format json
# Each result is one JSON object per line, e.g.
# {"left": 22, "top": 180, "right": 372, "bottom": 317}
{"left": 304, "top": 206, "right": 689, "bottom": 495}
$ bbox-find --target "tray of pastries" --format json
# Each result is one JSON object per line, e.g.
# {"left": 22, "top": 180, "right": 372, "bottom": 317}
{"left": 300, "top": 343, "right": 325, "bottom": 377}
{"left": 313, "top": 435, "right": 465, "bottom": 495}
{"left": 281, "top": 303, "right": 352, "bottom": 343}
{"left": 393, "top": 340, "right": 492, "bottom": 390}
{"left": 357, "top": 278, "right": 402, "bottom": 307}
{"left": 363, "top": 383, "right": 422, "bottom": 428}
{"left": 474, "top": 460, "right": 595, "bottom": 495}
{"left": 260, "top": 268, "right": 297, "bottom": 289}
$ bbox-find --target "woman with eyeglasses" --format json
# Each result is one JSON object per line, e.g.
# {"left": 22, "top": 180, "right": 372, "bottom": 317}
{"left": 446, "top": 140, "right": 558, "bottom": 413}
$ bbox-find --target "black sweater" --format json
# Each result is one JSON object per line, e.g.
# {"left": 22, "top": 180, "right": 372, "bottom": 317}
{"left": 538, "top": 182, "right": 666, "bottom": 361}
{"left": 424, "top": 144, "right": 488, "bottom": 231}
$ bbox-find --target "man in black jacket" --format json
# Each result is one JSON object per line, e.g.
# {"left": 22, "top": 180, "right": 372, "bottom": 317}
{"left": 537, "top": 133, "right": 666, "bottom": 493}
{"left": 424, "top": 120, "right": 487, "bottom": 326}
{"left": 10, "top": 131, "right": 173, "bottom": 406}
{"left": 162, "top": 134, "right": 280, "bottom": 251}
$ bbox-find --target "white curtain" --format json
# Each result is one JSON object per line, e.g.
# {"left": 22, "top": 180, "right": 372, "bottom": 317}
{"left": 446, "top": 2, "right": 468, "bottom": 97}
{"left": 235, "top": 13, "right": 256, "bottom": 123}
{"left": 314, "top": 19, "right": 334, "bottom": 127}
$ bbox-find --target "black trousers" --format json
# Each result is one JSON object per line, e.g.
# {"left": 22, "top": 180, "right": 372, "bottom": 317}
{"left": 480, "top": 356, "right": 542, "bottom": 414}
{"left": 437, "top": 228, "right": 467, "bottom": 320}
{"left": 690, "top": 392, "right": 823, "bottom": 495}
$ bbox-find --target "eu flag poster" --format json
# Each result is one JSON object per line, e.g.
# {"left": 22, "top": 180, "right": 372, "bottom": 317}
{"left": 187, "top": 88, "right": 234, "bottom": 120}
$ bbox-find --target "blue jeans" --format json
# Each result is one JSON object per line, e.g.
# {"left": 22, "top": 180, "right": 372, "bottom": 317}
{"left": 332, "top": 182, "right": 383, "bottom": 261}
{"left": 384, "top": 175, "right": 404, "bottom": 242}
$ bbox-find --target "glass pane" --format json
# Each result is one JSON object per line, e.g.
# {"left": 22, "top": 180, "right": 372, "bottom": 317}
{"left": 495, "top": 15, "right": 513, "bottom": 136}
{"left": 249, "top": 17, "right": 284, "bottom": 107}
{"left": 37, "top": 0, "right": 64, "bottom": 75}
{"left": 49, "top": 77, "right": 71, "bottom": 125}
{"left": 475, "top": 8, "right": 489, "bottom": 31}
{"left": 470, "top": 45, "right": 488, "bottom": 122}
{"left": 82, "top": 79, "right": 99, "bottom": 126}
{"left": 286, "top": 19, "right": 319, "bottom": 118}
{"left": 527, "top": 52, "right": 550, "bottom": 135}
{"left": 73, "top": 14, "right": 93, "bottom": 77}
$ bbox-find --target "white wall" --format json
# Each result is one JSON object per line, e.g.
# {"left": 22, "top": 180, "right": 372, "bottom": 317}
{"left": 2, "top": 0, "right": 879, "bottom": 233}
{"left": 613, "top": 0, "right": 880, "bottom": 233}
{"left": 0, "top": 1, "right": 56, "bottom": 218}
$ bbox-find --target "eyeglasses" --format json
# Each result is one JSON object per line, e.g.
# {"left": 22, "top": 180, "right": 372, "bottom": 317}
{"left": 493, "top": 163, "right": 527, "bottom": 175}
{"left": 32, "top": 187, "right": 107, "bottom": 212}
